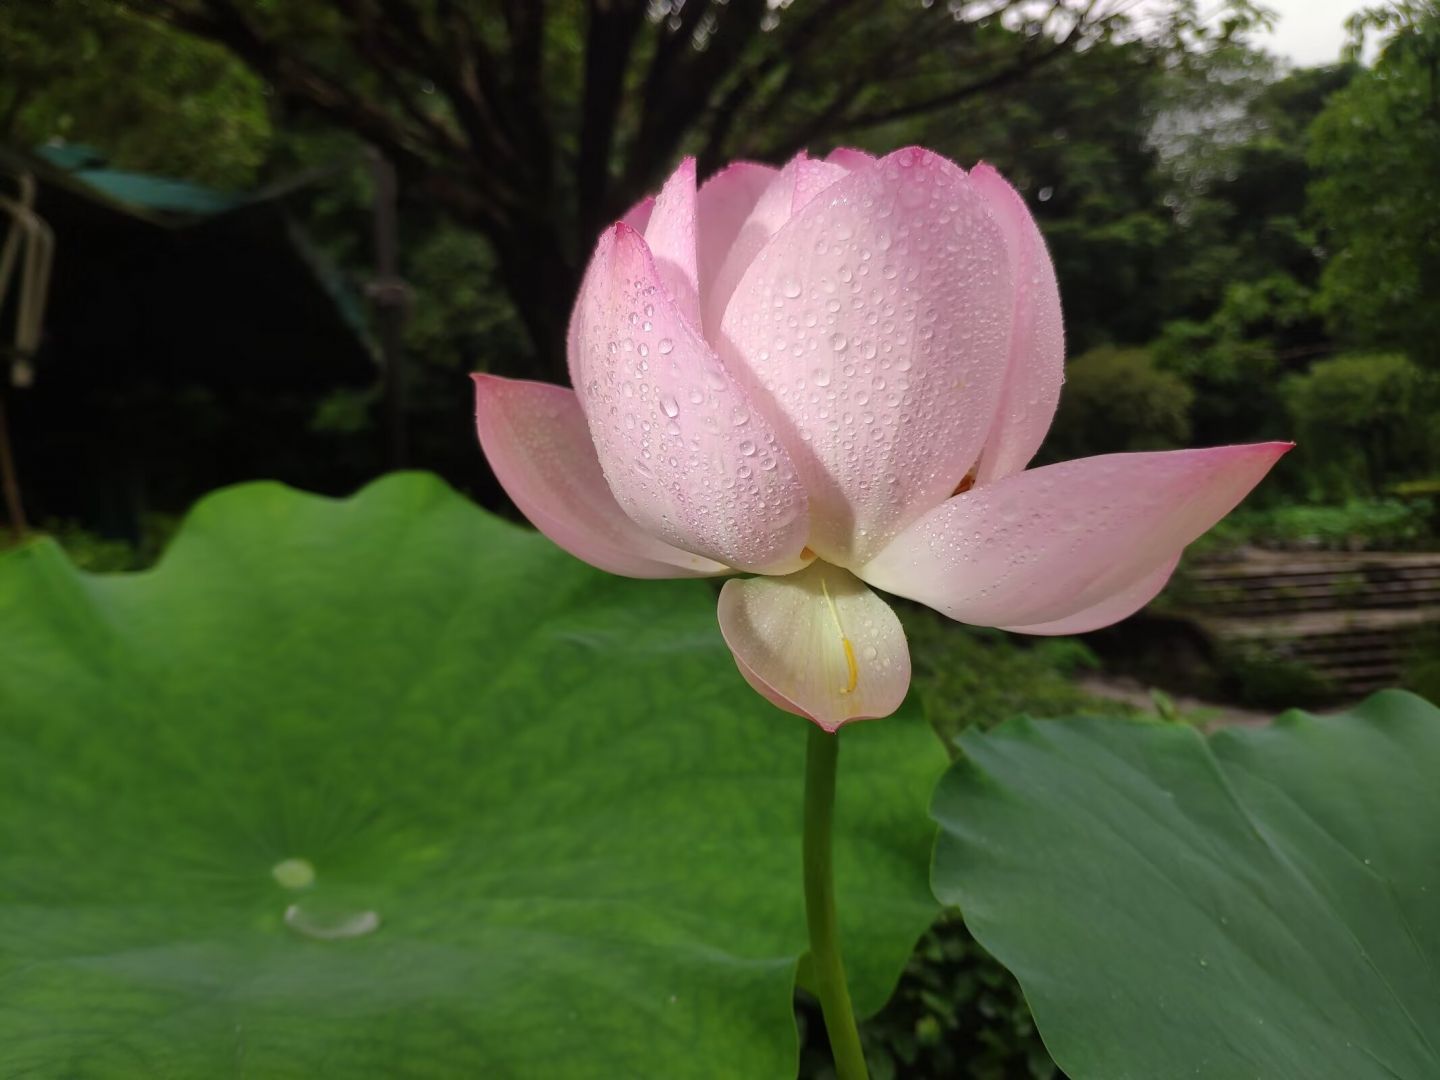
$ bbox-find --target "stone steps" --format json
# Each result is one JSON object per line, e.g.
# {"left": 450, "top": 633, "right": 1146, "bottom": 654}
{"left": 1176, "top": 551, "right": 1440, "bottom": 698}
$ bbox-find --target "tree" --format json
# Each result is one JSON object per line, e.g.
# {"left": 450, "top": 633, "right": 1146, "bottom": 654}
{"left": 1042, "top": 345, "right": 1193, "bottom": 461}
{"left": 0, "top": 0, "right": 270, "bottom": 189}
{"left": 1282, "top": 352, "right": 1438, "bottom": 497}
{"left": 102, "top": 0, "right": 1245, "bottom": 380}
{"left": 1308, "top": 1, "right": 1440, "bottom": 367}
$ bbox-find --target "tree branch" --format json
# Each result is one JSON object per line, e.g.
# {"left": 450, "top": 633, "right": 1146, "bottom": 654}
{"left": 694, "top": 0, "right": 872, "bottom": 171}
{"left": 621, "top": 0, "right": 768, "bottom": 199}
{"left": 840, "top": 13, "right": 1088, "bottom": 132}
{"left": 577, "top": 0, "right": 647, "bottom": 239}
{"left": 125, "top": 0, "right": 511, "bottom": 225}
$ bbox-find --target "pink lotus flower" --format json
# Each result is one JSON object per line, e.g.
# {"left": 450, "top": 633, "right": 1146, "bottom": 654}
{"left": 474, "top": 148, "right": 1288, "bottom": 731}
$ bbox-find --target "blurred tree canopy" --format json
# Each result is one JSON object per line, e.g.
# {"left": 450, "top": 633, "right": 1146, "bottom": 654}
{"left": 1309, "top": 1, "right": 1440, "bottom": 367}
{"left": 1043, "top": 345, "right": 1194, "bottom": 461}
{"left": 1283, "top": 352, "right": 1439, "bottom": 498}
{"left": 0, "top": 0, "right": 270, "bottom": 188}
{"left": 4, "top": 0, "right": 1439, "bottom": 518}
{"left": 71, "top": 0, "right": 1263, "bottom": 380}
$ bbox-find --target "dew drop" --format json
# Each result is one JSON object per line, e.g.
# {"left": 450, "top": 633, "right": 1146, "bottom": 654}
{"left": 660, "top": 394, "right": 680, "bottom": 418}
{"left": 271, "top": 858, "right": 315, "bottom": 890}
{"left": 658, "top": 338, "right": 674, "bottom": 355}
{"left": 781, "top": 278, "right": 802, "bottom": 299}
{"left": 284, "top": 900, "right": 380, "bottom": 941}
{"left": 830, "top": 333, "right": 848, "bottom": 352}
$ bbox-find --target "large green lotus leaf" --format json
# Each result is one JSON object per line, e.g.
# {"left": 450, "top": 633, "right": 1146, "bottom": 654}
{"left": 0, "top": 473, "right": 945, "bottom": 1078}
{"left": 933, "top": 693, "right": 1440, "bottom": 1080}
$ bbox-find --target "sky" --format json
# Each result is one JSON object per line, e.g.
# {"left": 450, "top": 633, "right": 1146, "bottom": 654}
{"left": 1250, "top": 0, "right": 1369, "bottom": 66}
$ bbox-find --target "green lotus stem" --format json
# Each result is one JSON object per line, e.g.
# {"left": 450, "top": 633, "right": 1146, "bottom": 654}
{"left": 803, "top": 724, "right": 869, "bottom": 1080}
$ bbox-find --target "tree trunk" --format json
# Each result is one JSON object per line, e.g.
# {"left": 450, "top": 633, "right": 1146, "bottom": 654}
{"left": 491, "top": 227, "right": 579, "bottom": 385}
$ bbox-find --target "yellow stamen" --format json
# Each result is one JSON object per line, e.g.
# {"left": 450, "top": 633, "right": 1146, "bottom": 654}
{"left": 840, "top": 638, "right": 858, "bottom": 695}
{"left": 820, "top": 575, "right": 860, "bottom": 695}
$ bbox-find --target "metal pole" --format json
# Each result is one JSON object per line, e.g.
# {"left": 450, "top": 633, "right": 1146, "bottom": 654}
{"left": 0, "top": 384, "right": 27, "bottom": 539}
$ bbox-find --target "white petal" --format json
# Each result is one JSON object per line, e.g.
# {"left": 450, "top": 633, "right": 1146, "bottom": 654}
{"left": 860, "top": 445, "right": 1291, "bottom": 629}
{"left": 569, "top": 224, "right": 811, "bottom": 572}
{"left": 644, "top": 157, "right": 702, "bottom": 328}
{"left": 719, "top": 148, "right": 1014, "bottom": 566}
{"left": 702, "top": 154, "right": 848, "bottom": 341}
{"left": 970, "top": 164, "right": 1065, "bottom": 485}
{"left": 717, "top": 562, "right": 911, "bottom": 731}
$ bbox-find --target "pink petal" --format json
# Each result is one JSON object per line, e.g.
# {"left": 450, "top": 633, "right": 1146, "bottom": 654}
{"left": 473, "top": 374, "right": 727, "bottom": 578}
{"left": 719, "top": 147, "right": 1014, "bottom": 567}
{"left": 1001, "top": 555, "right": 1179, "bottom": 635}
{"left": 790, "top": 157, "right": 850, "bottom": 212}
{"left": 970, "top": 164, "right": 1065, "bottom": 485}
{"left": 825, "top": 148, "right": 875, "bottom": 171}
{"left": 621, "top": 196, "right": 655, "bottom": 233}
{"left": 644, "top": 157, "right": 702, "bottom": 328}
{"left": 569, "top": 223, "right": 811, "bottom": 573}
{"left": 717, "top": 563, "right": 911, "bottom": 731}
{"left": 859, "top": 444, "right": 1291, "bottom": 629}
{"left": 702, "top": 154, "right": 847, "bottom": 341}
{"left": 567, "top": 229, "right": 613, "bottom": 391}
{"left": 696, "top": 161, "right": 777, "bottom": 321}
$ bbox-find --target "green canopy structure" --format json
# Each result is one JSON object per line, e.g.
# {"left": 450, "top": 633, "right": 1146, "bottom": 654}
{"left": 0, "top": 144, "right": 377, "bottom": 538}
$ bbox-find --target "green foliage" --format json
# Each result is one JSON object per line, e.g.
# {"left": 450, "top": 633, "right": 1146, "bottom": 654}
{"left": 1146, "top": 61, "right": 1351, "bottom": 454}
{"left": 1218, "top": 643, "right": 1337, "bottom": 709}
{"left": 1042, "top": 346, "right": 1193, "bottom": 461}
{"left": 901, "top": 36, "right": 1179, "bottom": 353}
{"left": 900, "top": 602, "right": 1103, "bottom": 751}
{"left": 35, "top": 515, "right": 177, "bottom": 572}
{"left": 1193, "top": 495, "right": 1439, "bottom": 554}
{"left": 842, "top": 915, "right": 1056, "bottom": 1080}
{"left": 1160, "top": 63, "right": 1354, "bottom": 317}
{"left": 855, "top": 604, "right": 1137, "bottom": 1080}
{"left": 934, "top": 691, "right": 1440, "bottom": 1079}
{"left": 0, "top": 0, "right": 271, "bottom": 188}
{"left": 1152, "top": 274, "right": 1316, "bottom": 449}
{"left": 1309, "top": 3, "right": 1440, "bottom": 365}
{"left": 1402, "top": 625, "right": 1440, "bottom": 701}
{"left": 1282, "top": 352, "right": 1438, "bottom": 498}
{"left": 0, "top": 473, "right": 947, "bottom": 1077}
